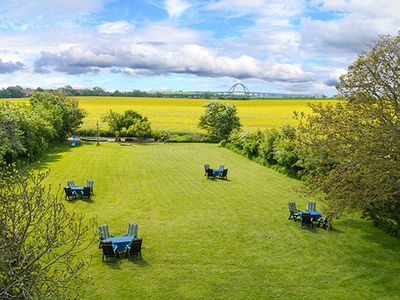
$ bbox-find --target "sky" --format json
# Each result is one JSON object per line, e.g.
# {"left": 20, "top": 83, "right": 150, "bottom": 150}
{"left": 0, "top": 0, "right": 399, "bottom": 95}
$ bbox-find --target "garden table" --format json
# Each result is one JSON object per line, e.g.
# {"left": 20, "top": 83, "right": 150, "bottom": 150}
{"left": 71, "top": 186, "right": 84, "bottom": 196}
{"left": 103, "top": 236, "right": 135, "bottom": 252}
{"left": 212, "top": 169, "right": 223, "bottom": 176}
{"left": 298, "top": 210, "right": 322, "bottom": 221}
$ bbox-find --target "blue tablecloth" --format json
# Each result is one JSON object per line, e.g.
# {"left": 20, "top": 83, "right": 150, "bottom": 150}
{"left": 213, "top": 169, "right": 223, "bottom": 176}
{"left": 298, "top": 210, "right": 322, "bottom": 221}
{"left": 103, "top": 236, "right": 134, "bottom": 252}
{"left": 71, "top": 186, "right": 84, "bottom": 195}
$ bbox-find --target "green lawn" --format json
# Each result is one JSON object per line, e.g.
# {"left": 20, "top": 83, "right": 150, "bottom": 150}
{"left": 39, "top": 142, "right": 400, "bottom": 299}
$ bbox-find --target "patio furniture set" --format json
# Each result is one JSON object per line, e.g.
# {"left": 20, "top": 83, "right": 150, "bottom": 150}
{"left": 204, "top": 164, "right": 228, "bottom": 179}
{"left": 64, "top": 179, "right": 94, "bottom": 200}
{"left": 98, "top": 224, "right": 143, "bottom": 262}
{"left": 288, "top": 201, "right": 331, "bottom": 229}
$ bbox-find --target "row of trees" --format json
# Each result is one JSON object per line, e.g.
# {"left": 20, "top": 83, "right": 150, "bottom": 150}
{"left": 227, "top": 125, "right": 300, "bottom": 175}
{"left": 198, "top": 33, "right": 400, "bottom": 234}
{"left": 0, "top": 91, "right": 86, "bottom": 162}
{"left": 0, "top": 86, "right": 26, "bottom": 98}
{"left": 0, "top": 84, "right": 327, "bottom": 100}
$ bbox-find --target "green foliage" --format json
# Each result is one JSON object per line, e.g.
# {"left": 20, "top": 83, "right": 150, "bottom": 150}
{"left": 0, "top": 163, "right": 93, "bottom": 299}
{"left": 0, "top": 91, "right": 86, "bottom": 163}
{"left": 273, "top": 124, "right": 299, "bottom": 169}
{"left": 198, "top": 102, "right": 241, "bottom": 139}
{"left": 0, "top": 102, "right": 54, "bottom": 162}
{"left": 102, "top": 109, "right": 152, "bottom": 138}
{"left": 224, "top": 124, "right": 300, "bottom": 175}
{"left": 167, "top": 133, "right": 218, "bottom": 143}
{"left": 30, "top": 91, "right": 86, "bottom": 138}
{"left": 296, "top": 32, "right": 400, "bottom": 234}
{"left": 0, "top": 86, "right": 25, "bottom": 98}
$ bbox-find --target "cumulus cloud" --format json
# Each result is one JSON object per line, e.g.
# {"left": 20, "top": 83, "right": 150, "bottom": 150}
{"left": 33, "top": 44, "right": 312, "bottom": 83}
{"left": 0, "top": 59, "right": 24, "bottom": 74}
{"left": 301, "top": 0, "right": 400, "bottom": 57}
{"left": 165, "top": 0, "right": 191, "bottom": 18}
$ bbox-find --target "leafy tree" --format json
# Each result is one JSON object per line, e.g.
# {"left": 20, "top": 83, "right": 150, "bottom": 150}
{"left": 102, "top": 110, "right": 152, "bottom": 138}
{"left": 199, "top": 102, "right": 241, "bottom": 139}
{"left": 258, "top": 128, "right": 279, "bottom": 165}
{"left": 273, "top": 124, "right": 299, "bottom": 170}
{"left": 30, "top": 91, "right": 86, "bottom": 138}
{"left": 296, "top": 33, "right": 400, "bottom": 234}
{"left": 0, "top": 103, "right": 24, "bottom": 162}
{"left": 0, "top": 164, "right": 94, "bottom": 298}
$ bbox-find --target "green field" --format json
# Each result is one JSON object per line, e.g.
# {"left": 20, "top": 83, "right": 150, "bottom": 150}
{"left": 38, "top": 142, "right": 400, "bottom": 299}
{"left": 3, "top": 97, "right": 333, "bottom": 133}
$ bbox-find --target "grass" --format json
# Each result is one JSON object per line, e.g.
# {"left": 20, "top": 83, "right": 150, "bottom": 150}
{"left": 37, "top": 141, "right": 400, "bottom": 299}
{"left": 3, "top": 97, "right": 334, "bottom": 133}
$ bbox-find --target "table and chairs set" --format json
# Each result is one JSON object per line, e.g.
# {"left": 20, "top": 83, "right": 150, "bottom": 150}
{"left": 288, "top": 201, "right": 331, "bottom": 229}
{"left": 98, "top": 224, "right": 143, "bottom": 262}
{"left": 64, "top": 179, "right": 94, "bottom": 200}
{"left": 204, "top": 164, "right": 228, "bottom": 179}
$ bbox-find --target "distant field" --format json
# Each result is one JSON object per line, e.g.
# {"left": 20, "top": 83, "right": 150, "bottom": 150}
{"left": 2, "top": 97, "right": 335, "bottom": 133}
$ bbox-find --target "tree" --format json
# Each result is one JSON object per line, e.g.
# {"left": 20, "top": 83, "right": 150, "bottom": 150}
{"left": 30, "top": 91, "right": 86, "bottom": 138}
{"left": 296, "top": 32, "right": 400, "bottom": 234}
{"left": 102, "top": 110, "right": 152, "bottom": 138}
{"left": 0, "top": 164, "right": 94, "bottom": 298}
{"left": 198, "top": 102, "right": 241, "bottom": 139}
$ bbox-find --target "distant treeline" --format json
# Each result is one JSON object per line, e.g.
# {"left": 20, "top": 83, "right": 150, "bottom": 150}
{"left": 0, "top": 85, "right": 331, "bottom": 100}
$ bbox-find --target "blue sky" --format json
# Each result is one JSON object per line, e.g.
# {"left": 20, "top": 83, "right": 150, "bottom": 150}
{"left": 0, "top": 0, "right": 399, "bottom": 95}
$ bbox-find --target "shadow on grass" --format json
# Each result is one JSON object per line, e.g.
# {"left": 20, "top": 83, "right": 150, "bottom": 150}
{"left": 101, "top": 260, "right": 122, "bottom": 269}
{"left": 65, "top": 197, "right": 95, "bottom": 204}
{"left": 345, "top": 219, "right": 400, "bottom": 251}
{"left": 129, "top": 258, "right": 151, "bottom": 268}
{"left": 31, "top": 141, "right": 75, "bottom": 169}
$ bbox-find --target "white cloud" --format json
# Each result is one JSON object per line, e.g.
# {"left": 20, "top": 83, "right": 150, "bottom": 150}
{"left": 165, "top": 0, "right": 191, "bottom": 18}
{"left": 33, "top": 43, "right": 312, "bottom": 83}
{"left": 302, "top": 0, "right": 400, "bottom": 57}
{"left": 98, "top": 21, "right": 133, "bottom": 34}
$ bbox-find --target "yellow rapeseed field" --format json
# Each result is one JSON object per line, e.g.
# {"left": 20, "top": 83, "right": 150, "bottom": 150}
{"left": 2, "top": 96, "right": 334, "bottom": 133}
{"left": 75, "top": 97, "right": 334, "bottom": 133}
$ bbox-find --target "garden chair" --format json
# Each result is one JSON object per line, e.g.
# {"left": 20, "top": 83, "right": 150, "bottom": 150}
{"left": 82, "top": 187, "right": 91, "bottom": 200}
{"left": 301, "top": 212, "right": 313, "bottom": 229}
{"left": 206, "top": 168, "right": 215, "bottom": 179}
{"left": 219, "top": 169, "right": 228, "bottom": 180}
{"left": 86, "top": 179, "right": 94, "bottom": 195}
{"left": 307, "top": 201, "right": 316, "bottom": 211}
{"left": 126, "top": 238, "right": 143, "bottom": 261}
{"left": 101, "top": 241, "right": 118, "bottom": 263}
{"left": 288, "top": 202, "right": 299, "bottom": 221}
{"left": 204, "top": 164, "right": 210, "bottom": 176}
{"left": 67, "top": 180, "right": 75, "bottom": 188}
{"left": 98, "top": 224, "right": 112, "bottom": 247}
{"left": 219, "top": 165, "right": 224, "bottom": 171}
{"left": 64, "top": 187, "right": 76, "bottom": 200}
{"left": 126, "top": 223, "right": 138, "bottom": 238}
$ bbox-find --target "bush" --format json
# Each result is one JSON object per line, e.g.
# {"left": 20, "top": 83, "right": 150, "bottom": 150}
{"left": 224, "top": 125, "right": 302, "bottom": 176}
